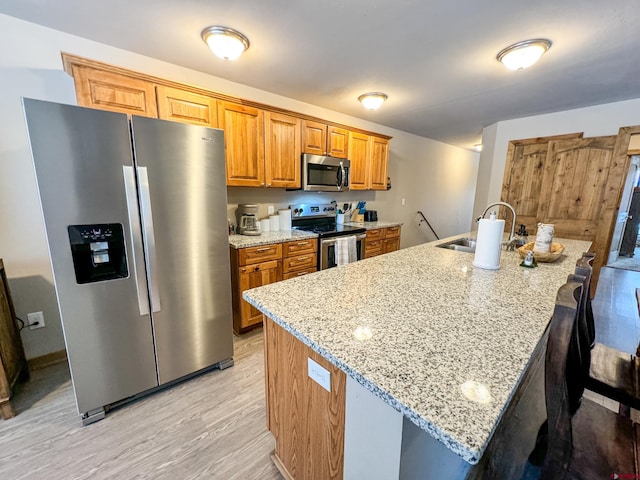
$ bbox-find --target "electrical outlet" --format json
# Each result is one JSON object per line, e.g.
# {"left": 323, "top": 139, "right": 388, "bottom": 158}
{"left": 401, "top": 198, "right": 406, "bottom": 206}
{"left": 27, "top": 311, "right": 45, "bottom": 330}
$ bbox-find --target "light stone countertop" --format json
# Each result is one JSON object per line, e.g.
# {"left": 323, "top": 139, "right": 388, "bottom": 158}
{"left": 343, "top": 220, "right": 403, "bottom": 230}
{"left": 228, "top": 230, "right": 318, "bottom": 249}
{"left": 228, "top": 220, "right": 402, "bottom": 248}
{"left": 242, "top": 233, "right": 591, "bottom": 464}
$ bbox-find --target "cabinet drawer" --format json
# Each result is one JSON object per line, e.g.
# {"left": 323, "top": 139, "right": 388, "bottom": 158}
{"left": 239, "top": 243, "right": 282, "bottom": 266}
{"left": 283, "top": 267, "right": 316, "bottom": 280}
{"left": 385, "top": 226, "right": 401, "bottom": 238}
{"left": 283, "top": 239, "right": 317, "bottom": 256}
{"left": 239, "top": 259, "right": 281, "bottom": 274}
{"left": 366, "top": 229, "right": 384, "bottom": 241}
{"left": 383, "top": 237, "right": 400, "bottom": 253}
{"left": 365, "top": 240, "right": 383, "bottom": 258}
{"left": 283, "top": 254, "right": 317, "bottom": 273}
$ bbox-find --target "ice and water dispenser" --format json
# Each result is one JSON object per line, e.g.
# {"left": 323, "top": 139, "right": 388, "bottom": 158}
{"left": 67, "top": 224, "right": 128, "bottom": 284}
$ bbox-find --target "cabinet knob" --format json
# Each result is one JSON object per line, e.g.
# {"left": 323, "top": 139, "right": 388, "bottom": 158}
{"left": 261, "top": 182, "right": 265, "bottom": 186}
{"left": 255, "top": 266, "right": 260, "bottom": 271}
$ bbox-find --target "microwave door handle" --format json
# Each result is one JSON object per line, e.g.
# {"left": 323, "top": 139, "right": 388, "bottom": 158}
{"left": 337, "top": 162, "right": 345, "bottom": 190}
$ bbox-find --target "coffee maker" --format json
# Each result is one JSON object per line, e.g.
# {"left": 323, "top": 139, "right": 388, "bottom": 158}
{"left": 236, "top": 204, "right": 261, "bottom": 236}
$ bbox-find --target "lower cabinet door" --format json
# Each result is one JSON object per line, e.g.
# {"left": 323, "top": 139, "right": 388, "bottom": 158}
{"left": 238, "top": 260, "right": 282, "bottom": 330}
{"left": 383, "top": 237, "right": 400, "bottom": 253}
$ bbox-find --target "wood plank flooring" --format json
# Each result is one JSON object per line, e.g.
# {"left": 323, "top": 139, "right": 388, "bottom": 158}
{"left": 0, "top": 328, "right": 282, "bottom": 480}
{"left": 0, "top": 267, "right": 638, "bottom": 480}
{"left": 593, "top": 266, "right": 640, "bottom": 355}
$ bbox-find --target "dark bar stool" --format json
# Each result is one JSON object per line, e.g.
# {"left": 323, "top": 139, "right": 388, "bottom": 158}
{"left": 528, "top": 277, "right": 638, "bottom": 479}
{"left": 575, "top": 253, "right": 640, "bottom": 410}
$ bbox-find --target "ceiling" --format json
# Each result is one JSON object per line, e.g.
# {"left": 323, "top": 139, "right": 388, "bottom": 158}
{"left": 2, "top": 0, "right": 640, "bottom": 150}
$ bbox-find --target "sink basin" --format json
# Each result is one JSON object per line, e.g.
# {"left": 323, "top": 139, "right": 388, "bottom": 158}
{"left": 436, "top": 237, "right": 477, "bottom": 254}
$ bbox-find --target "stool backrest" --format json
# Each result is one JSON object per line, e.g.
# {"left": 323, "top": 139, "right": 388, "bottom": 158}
{"left": 543, "top": 278, "right": 585, "bottom": 477}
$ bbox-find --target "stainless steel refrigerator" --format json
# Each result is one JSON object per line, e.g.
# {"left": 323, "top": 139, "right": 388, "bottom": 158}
{"left": 23, "top": 99, "right": 234, "bottom": 424}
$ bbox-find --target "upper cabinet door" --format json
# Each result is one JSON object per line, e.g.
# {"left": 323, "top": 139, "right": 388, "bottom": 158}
{"left": 327, "top": 126, "right": 349, "bottom": 159}
{"left": 348, "top": 131, "right": 370, "bottom": 190}
{"left": 265, "top": 112, "right": 301, "bottom": 188}
{"left": 217, "top": 101, "right": 265, "bottom": 187}
{"left": 301, "top": 120, "right": 327, "bottom": 156}
{"left": 156, "top": 86, "right": 217, "bottom": 128}
{"left": 369, "top": 136, "right": 389, "bottom": 190}
{"left": 71, "top": 65, "right": 158, "bottom": 117}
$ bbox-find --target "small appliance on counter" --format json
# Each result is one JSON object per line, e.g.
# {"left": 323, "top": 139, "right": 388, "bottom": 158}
{"left": 364, "top": 210, "right": 378, "bottom": 222}
{"left": 236, "top": 204, "right": 261, "bottom": 236}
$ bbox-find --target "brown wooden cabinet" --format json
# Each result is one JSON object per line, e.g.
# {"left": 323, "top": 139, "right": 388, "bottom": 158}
{"left": 265, "top": 112, "right": 301, "bottom": 188}
{"left": 364, "top": 226, "right": 401, "bottom": 258}
{"left": 370, "top": 136, "right": 390, "bottom": 190}
{"left": 156, "top": 86, "right": 217, "bottom": 127}
{"left": 301, "top": 120, "right": 349, "bottom": 158}
{"left": 348, "top": 132, "right": 389, "bottom": 191}
{"left": 217, "top": 101, "right": 265, "bottom": 187}
{"left": 70, "top": 65, "right": 158, "bottom": 117}
{"left": 230, "top": 239, "right": 318, "bottom": 333}
{"left": 0, "top": 260, "right": 28, "bottom": 420}
{"left": 63, "top": 54, "right": 391, "bottom": 190}
{"left": 282, "top": 239, "right": 317, "bottom": 280}
{"left": 264, "top": 317, "right": 346, "bottom": 480}
{"left": 230, "top": 244, "right": 282, "bottom": 333}
{"left": 348, "top": 131, "right": 370, "bottom": 190}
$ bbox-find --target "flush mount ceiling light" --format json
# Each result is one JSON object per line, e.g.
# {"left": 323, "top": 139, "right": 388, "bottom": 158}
{"left": 497, "top": 39, "right": 551, "bottom": 71}
{"left": 201, "top": 26, "right": 250, "bottom": 61}
{"left": 358, "top": 92, "right": 388, "bottom": 110}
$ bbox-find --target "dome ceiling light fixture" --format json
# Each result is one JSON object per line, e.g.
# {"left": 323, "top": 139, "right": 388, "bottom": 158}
{"left": 496, "top": 38, "right": 552, "bottom": 71}
{"left": 358, "top": 92, "right": 388, "bottom": 110}
{"left": 201, "top": 26, "right": 250, "bottom": 61}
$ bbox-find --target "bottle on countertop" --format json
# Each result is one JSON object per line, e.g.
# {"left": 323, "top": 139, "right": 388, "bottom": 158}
{"left": 521, "top": 250, "right": 537, "bottom": 268}
{"left": 515, "top": 224, "right": 529, "bottom": 248}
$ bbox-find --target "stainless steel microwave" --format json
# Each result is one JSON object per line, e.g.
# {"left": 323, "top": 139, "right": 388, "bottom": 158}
{"left": 302, "top": 154, "right": 350, "bottom": 192}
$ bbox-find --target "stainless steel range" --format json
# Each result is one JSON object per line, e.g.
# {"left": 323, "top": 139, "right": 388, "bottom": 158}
{"left": 290, "top": 204, "right": 366, "bottom": 270}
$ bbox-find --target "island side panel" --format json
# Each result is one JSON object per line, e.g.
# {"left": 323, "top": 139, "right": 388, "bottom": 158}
{"left": 264, "top": 316, "right": 346, "bottom": 480}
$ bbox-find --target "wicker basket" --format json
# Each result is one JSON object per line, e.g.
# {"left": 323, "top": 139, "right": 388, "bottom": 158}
{"left": 517, "top": 242, "right": 565, "bottom": 263}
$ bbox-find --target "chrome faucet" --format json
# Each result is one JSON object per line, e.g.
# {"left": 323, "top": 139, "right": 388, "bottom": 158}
{"left": 477, "top": 201, "right": 518, "bottom": 250}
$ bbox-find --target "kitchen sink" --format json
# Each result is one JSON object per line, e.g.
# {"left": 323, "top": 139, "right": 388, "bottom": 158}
{"left": 436, "top": 237, "right": 477, "bottom": 253}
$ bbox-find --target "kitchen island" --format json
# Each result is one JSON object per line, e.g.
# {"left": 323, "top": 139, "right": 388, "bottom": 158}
{"left": 243, "top": 234, "right": 591, "bottom": 479}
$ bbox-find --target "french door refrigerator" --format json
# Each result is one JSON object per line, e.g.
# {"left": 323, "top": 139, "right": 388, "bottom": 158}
{"left": 23, "top": 99, "right": 234, "bottom": 424}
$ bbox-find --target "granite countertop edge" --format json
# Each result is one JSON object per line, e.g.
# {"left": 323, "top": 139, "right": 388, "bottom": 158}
{"left": 242, "top": 293, "right": 481, "bottom": 463}
{"left": 242, "top": 232, "right": 591, "bottom": 465}
{"left": 229, "top": 220, "right": 402, "bottom": 248}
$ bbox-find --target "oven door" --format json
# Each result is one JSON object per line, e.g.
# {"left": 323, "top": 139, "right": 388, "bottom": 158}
{"left": 320, "top": 233, "right": 366, "bottom": 270}
{"left": 303, "top": 154, "right": 349, "bottom": 192}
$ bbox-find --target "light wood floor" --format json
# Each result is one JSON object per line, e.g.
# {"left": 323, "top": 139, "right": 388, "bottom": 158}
{"left": 0, "top": 328, "right": 282, "bottom": 480}
{"left": 593, "top": 266, "right": 640, "bottom": 355}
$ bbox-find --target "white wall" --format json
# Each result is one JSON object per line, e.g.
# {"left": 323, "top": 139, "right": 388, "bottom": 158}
{"left": 0, "top": 14, "right": 478, "bottom": 358}
{"left": 474, "top": 98, "right": 640, "bottom": 219}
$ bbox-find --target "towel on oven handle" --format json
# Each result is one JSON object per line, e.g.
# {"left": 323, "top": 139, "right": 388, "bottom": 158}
{"left": 336, "top": 236, "right": 357, "bottom": 266}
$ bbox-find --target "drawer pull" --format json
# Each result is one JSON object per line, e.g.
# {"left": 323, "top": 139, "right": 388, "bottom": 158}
{"left": 297, "top": 256, "right": 309, "bottom": 261}
{"left": 255, "top": 247, "right": 271, "bottom": 252}
{"left": 297, "top": 272, "right": 306, "bottom": 276}
{"left": 297, "top": 241, "right": 309, "bottom": 246}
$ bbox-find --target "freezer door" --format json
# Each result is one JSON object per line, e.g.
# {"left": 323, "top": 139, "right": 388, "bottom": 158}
{"left": 23, "top": 99, "right": 158, "bottom": 414}
{"left": 131, "top": 116, "right": 233, "bottom": 384}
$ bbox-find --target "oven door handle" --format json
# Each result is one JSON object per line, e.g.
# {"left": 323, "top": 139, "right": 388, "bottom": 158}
{"left": 321, "top": 233, "right": 366, "bottom": 247}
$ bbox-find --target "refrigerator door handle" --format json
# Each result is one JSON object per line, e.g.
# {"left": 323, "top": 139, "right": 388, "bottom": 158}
{"left": 123, "top": 166, "right": 150, "bottom": 316}
{"left": 137, "top": 167, "right": 162, "bottom": 313}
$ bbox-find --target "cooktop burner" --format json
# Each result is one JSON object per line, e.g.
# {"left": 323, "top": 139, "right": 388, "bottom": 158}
{"left": 294, "top": 223, "right": 366, "bottom": 238}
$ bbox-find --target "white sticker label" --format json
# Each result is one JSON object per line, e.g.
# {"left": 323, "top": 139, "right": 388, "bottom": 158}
{"left": 308, "top": 358, "right": 331, "bottom": 392}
